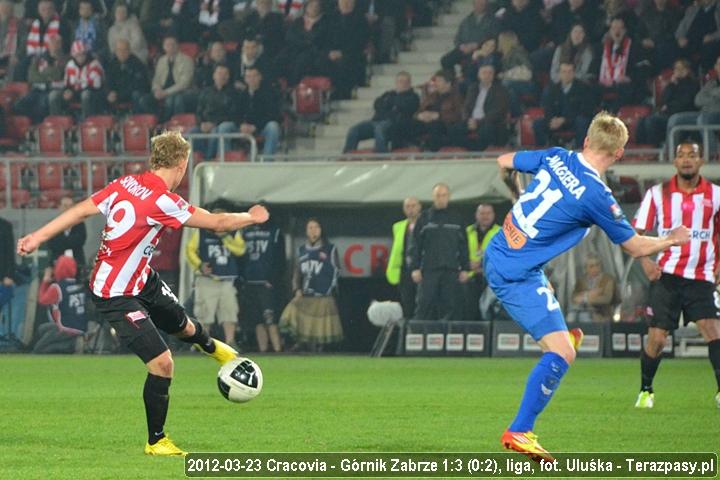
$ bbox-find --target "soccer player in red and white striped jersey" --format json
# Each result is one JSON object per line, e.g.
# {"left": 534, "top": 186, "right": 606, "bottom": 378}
{"left": 632, "top": 142, "right": 720, "bottom": 410}
{"left": 17, "top": 131, "right": 269, "bottom": 455}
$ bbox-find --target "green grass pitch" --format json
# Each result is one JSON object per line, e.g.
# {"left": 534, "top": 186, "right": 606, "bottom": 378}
{"left": 1, "top": 355, "right": 718, "bottom": 479}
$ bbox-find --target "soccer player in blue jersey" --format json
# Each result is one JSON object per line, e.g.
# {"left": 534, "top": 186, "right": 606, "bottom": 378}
{"left": 485, "top": 112, "right": 691, "bottom": 462}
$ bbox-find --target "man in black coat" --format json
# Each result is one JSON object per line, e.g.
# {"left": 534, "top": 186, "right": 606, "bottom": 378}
{"left": 408, "top": 183, "right": 470, "bottom": 321}
{"left": 449, "top": 63, "right": 510, "bottom": 150}
{"left": 325, "top": 0, "right": 370, "bottom": 99}
{"left": 47, "top": 195, "right": 87, "bottom": 267}
{"left": 190, "top": 63, "right": 239, "bottom": 159}
{"left": 105, "top": 38, "right": 149, "bottom": 113}
{"left": 534, "top": 62, "right": 596, "bottom": 147}
{"left": 238, "top": 66, "right": 282, "bottom": 156}
{"left": 343, "top": 71, "right": 419, "bottom": 153}
{"left": 500, "top": 0, "right": 544, "bottom": 54}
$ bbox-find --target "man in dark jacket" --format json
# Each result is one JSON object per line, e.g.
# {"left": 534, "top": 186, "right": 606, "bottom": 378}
{"left": 534, "top": 62, "right": 596, "bottom": 147}
{"left": 105, "top": 38, "right": 149, "bottom": 113}
{"left": 343, "top": 71, "right": 419, "bottom": 152}
{"left": 500, "top": 0, "right": 544, "bottom": 53}
{"left": 441, "top": 0, "right": 499, "bottom": 71}
{"left": 190, "top": 63, "right": 238, "bottom": 159}
{"left": 47, "top": 195, "right": 87, "bottom": 267}
{"left": 409, "top": 69, "right": 464, "bottom": 151}
{"left": 449, "top": 63, "right": 510, "bottom": 150}
{"left": 325, "top": 0, "right": 370, "bottom": 99}
{"left": 408, "top": 183, "right": 470, "bottom": 321}
{"left": 238, "top": 66, "right": 281, "bottom": 155}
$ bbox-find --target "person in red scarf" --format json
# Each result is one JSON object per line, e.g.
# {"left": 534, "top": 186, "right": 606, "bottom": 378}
{"left": 598, "top": 16, "right": 647, "bottom": 111}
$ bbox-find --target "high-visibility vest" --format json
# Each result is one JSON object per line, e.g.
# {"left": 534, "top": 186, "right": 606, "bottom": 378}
{"left": 466, "top": 223, "right": 500, "bottom": 277}
{"left": 386, "top": 219, "right": 409, "bottom": 285}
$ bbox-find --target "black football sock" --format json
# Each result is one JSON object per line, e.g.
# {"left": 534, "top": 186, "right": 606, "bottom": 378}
{"left": 144, "top": 374, "right": 171, "bottom": 445}
{"left": 707, "top": 339, "right": 720, "bottom": 391}
{"left": 640, "top": 350, "right": 662, "bottom": 393}
{"left": 179, "top": 320, "right": 216, "bottom": 353}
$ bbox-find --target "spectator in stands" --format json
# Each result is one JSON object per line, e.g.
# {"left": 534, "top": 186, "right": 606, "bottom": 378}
{"left": 343, "top": 71, "right": 420, "bottom": 153}
{"left": 135, "top": 0, "right": 176, "bottom": 45}
{"left": 534, "top": 62, "right": 595, "bottom": 147}
{"left": 240, "top": 0, "right": 285, "bottom": 57}
{"left": 549, "top": 0, "right": 602, "bottom": 45}
{"left": 105, "top": 38, "right": 149, "bottom": 113}
{"left": 667, "top": 55, "right": 720, "bottom": 148}
{"left": 499, "top": 0, "right": 544, "bottom": 54}
{"left": 33, "top": 257, "right": 87, "bottom": 354}
{"left": 461, "top": 36, "right": 500, "bottom": 93}
{"left": 386, "top": 196, "right": 422, "bottom": 319}
{"left": 47, "top": 195, "right": 87, "bottom": 267}
{"left": 325, "top": 0, "right": 369, "bottom": 100}
{"left": 186, "top": 206, "right": 246, "bottom": 350}
{"left": 282, "top": 0, "right": 332, "bottom": 85}
{"left": 602, "top": 0, "right": 638, "bottom": 37}
{"left": 449, "top": 64, "right": 510, "bottom": 151}
{"left": 497, "top": 30, "right": 533, "bottom": 116}
{"left": 598, "top": 16, "right": 645, "bottom": 110}
{"left": 676, "top": 0, "right": 720, "bottom": 70}
{"left": 550, "top": 23, "right": 594, "bottom": 84}
{"left": 235, "top": 36, "right": 272, "bottom": 90}
{"left": 238, "top": 66, "right": 282, "bottom": 156}
{"left": 280, "top": 218, "right": 343, "bottom": 352}
{"left": 409, "top": 69, "right": 463, "bottom": 151}
{"left": 361, "top": 0, "right": 404, "bottom": 64}
{"left": 61, "top": 0, "right": 108, "bottom": 20}
{"left": 49, "top": 40, "right": 104, "bottom": 119}
{"left": 408, "top": 183, "right": 470, "bottom": 321}
{"left": 465, "top": 203, "right": 500, "bottom": 320}
{"left": 567, "top": 253, "right": 617, "bottom": 323}
{"left": 440, "top": 0, "right": 500, "bottom": 72}
{"left": 0, "top": 215, "right": 14, "bottom": 288}
{"left": 107, "top": 1, "right": 148, "bottom": 64}
{"left": 637, "top": 0, "right": 681, "bottom": 72}
{"left": 13, "top": 34, "right": 65, "bottom": 123}
{"left": 279, "top": 0, "right": 306, "bottom": 19}
{"left": 637, "top": 59, "right": 698, "bottom": 146}
{"left": 21, "top": 0, "right": 69, "bottom": 80}
{"left": 72, "top": 0, "right": 106, "bottom": 54}
{"left": 196, "top": 41, "right": 235, "bottom": 90}
{"left": 197, "top": 0, "right": 234, "bottom": 41}
{"left": 242, "top": 205, "right": 285, "bottom": 353}
{"left": 0, "top": 0, "right": 21, "bottom": 80}
{"left": 139, "top": 34, "right": 194, "bottom": 121}
{"left": 191, "top": 63, "right": 238, "bottom": 159}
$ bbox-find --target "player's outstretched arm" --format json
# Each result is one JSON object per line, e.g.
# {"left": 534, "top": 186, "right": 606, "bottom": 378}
{"left": 621, "top": 226, "right": 691, "bottom": 258}
{"left": 185, "top": 204, "right": 269, "bottom": 232}
{"left": 17, "top": 198, "right": 100, "bottom": 256}
{"left": 497, "top": 152, "right": 521, "bottom": 201}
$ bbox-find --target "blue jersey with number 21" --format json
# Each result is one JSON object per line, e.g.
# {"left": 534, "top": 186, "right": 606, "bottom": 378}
{"left": 487, "top": 147, "right": 635, "bottom": 281}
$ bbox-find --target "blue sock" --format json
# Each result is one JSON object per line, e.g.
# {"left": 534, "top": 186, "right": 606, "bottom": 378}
{"left": 509, "top": 352, "right": 569, "bottom": 432}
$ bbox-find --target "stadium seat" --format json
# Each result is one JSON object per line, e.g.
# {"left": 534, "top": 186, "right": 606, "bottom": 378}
{"left": 126, "top": 114, "right": 158, "bottom": 128}
{"left": 224, "top": 150, "right": 248, "bottom": 162}
{"left": 38, "top": 162, "right": 65, "bottom": 190}
{"left": 2, "top": 81, "right": 30, "bottom": 98}
{"left": 43, "top": 115, "right": 74, "bottom": 130}
{"left": 79, "top": 121, "right": 109, "bottom": 153}
{"left": 0, "top": 91, "right": 19, "bottom": 112}
{"left": 618, "top": 105, "right": 652, "bottom": 144}
{"left": 292, "top": 76, "right": 332, "bottom": 120}
{"left": 518, "top": 107, "right": 544, "bottom": 146}
{"left": 37, "top": 189, "right": 72, "bottom": 208}
{"left": 0, "top": 189, "right": 32, "bottom": 208}
{"left": 166, "top": 113, "right": 196, "bottom": 133}
{"left": 122, "top": 120, "right": 151, "bottom": 154}
{"left": 78, "top": 161, "right": 109, "bottom": 191}
{"left": 37, "top": 121, "right": 67, "bottom": 154}
{"left": 179, "top": 42, "right": 200, "bottom": 59}
{"left": 0, "top": 115, "right": 31, "bottom": 149}
{"left": 84, "top": 115, "right": 115, "bottom": 129}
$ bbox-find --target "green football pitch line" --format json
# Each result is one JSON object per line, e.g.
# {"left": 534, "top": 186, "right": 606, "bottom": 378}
{"left": 1, "top": 355, "right": 718, "bottom": 480}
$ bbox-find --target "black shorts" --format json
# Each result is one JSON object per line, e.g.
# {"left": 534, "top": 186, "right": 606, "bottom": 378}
{"left": 242, "top": 283, "right": 277, "bottom": 326}
{"left": 91, "top": 270, "right": 188, "bottom": 363}
{"left": 648, "top": 273, "right": 719, "bottom": 331}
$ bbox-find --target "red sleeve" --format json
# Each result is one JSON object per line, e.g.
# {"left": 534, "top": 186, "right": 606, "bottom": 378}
{"left": 38, "top": 281, "right": 61, "bottom": 306}
{"left": 91, "top": 181, "right": 119, "bottom": 217}
{"left": 152, "top": 192, "right": 196, "bottom": 229}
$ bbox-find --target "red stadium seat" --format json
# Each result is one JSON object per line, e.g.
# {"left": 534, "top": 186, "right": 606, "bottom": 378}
{"left": 38, "top": 189, "right": 73, "bottom": 208}
{"left": 84, "top": 115, "right": 115, "bottom": 129}
{"left": 124, "top": 161, "right": 146, "bottom": 175}
{"left": 43, "top": 115, "right": 74, "bottom": 130}
{"left": 0, "top": 189, "right": 32, "bottom": 208}
{"left": 37, "top": 122, "right": 67, "bottom": 153}
{"left": 0, "top": 115, "right": 32, "bottom": 149}
{"left": 518, "top": 107, "right": 544, "bottom": 147}
{"left": 166, "top": 113, "right": 196, "bottom": 133}
{"left": 179, "top": 42, "right": 200, "bottom": 59}
{"left": 126, "top": 114, "right": 158, "bottom": 128}
{"left": 78, "top": 161, "right": 109, "bottom": 191}
{"left": 38, "top": 162, "right": 65, "bottom": 190}
{"left": 618, "top": 105, "right": 652, "bottom": 144}
{"left": 0, "top": 91, "right": 19, "bottom": 112}
{"left": 292, "top": 76, "right": 332, "bottom": 119}
{"left": 122, "top": 120, "right": 151, "bottom": 154}
{"left": 2, "top": 81, "right": 30, "bottom": 97}
{"left": 224, "top": 150, "right": 248, "bottom": 162}
{"left": 79, "top": 122, "right": 109, "bottom": 153}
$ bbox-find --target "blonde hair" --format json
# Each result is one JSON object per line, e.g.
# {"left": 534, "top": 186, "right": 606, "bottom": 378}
{"left": 497, "top": 31, "right": 520, "bottom": 56}
{"left": 149, "top": 130, "right": 190, "bottom": 170}
{"left": 586, "top": 111, "right": 628, "bottom": 155}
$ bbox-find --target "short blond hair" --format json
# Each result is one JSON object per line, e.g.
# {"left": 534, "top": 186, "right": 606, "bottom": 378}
{"left": 586, "top": 111, "right": 628, "bottom": 155}
{"left": 149, "top": 130, "right": 190, "bottom": 170}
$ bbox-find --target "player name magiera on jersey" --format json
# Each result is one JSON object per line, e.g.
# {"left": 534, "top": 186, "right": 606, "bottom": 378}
{"left": 184, "top": 452, "right": 717, "bottom": 477}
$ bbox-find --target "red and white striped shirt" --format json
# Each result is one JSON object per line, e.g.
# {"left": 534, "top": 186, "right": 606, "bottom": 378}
{"left": 89, "top": 172, "right": 196, "bottom": 298}
{"left": 26, "top": 16, "right": 60, "bottom": 56}
{"left": 64, "top": 57, "right": 104, "bottom": 91}
{"left": 633, "top": 176, "right": 720, "bottom": 282}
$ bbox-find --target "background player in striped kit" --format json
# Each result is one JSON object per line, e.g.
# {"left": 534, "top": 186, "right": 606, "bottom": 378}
{"left": 632, "top": 141, "right": 720, "bottom": 409}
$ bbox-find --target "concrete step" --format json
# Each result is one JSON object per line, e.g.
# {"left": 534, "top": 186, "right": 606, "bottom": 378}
{"left": 438, "top": 12, "right": 466, "bottom": 27}
{"left": 372, "top": 63, "right": 438, "bottom": 79}
{"left": 413, "top": 27, "right": 457, "bottom": 40}
{"left": 356, "top": 86, "right": 393, "bottom": 100}
{"left": 334, "top": 99, "right": 374, "bottom": 111}
{"left": 412, "top": 37, "right": 454, "bottom": 53}
{"left": 397, "top": 50, "right": 445, "bottom": 65}
{"left": 315, "top": 124, "right": 354, "bottom": 138}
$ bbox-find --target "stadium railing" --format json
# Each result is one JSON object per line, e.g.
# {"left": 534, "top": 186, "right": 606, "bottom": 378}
{"left": 184, "top": 132, "right": 258, "bottom": 163}
{"left": 668, "top": 124, "right": 720, "bottom": 162}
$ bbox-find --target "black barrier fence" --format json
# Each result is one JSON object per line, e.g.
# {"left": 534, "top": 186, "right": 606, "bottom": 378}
{"left": 399, "top": 320, "right": 672, "bottom": 358}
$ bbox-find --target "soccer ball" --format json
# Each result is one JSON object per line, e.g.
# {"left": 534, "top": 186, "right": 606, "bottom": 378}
{"left": 217, "top": 357, "right": 263, "bottom": 403}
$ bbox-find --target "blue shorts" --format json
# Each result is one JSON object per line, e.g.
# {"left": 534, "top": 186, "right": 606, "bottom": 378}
{"left": 484, "top": 254, "right": 567, "bottom": 341}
